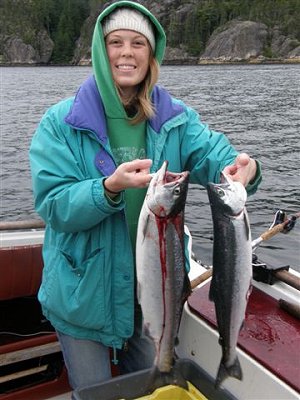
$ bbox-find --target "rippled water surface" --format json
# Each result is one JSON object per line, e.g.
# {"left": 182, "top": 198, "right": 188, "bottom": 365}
{"left": 1, "top": 65, "right": 299, "bottom": 268}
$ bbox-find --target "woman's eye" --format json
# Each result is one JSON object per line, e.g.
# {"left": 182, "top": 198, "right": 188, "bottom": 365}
{"left": 133, "top": 40, "right": 146, "bottom": 47}
{"left": 107, "top": 38, "right": 121, "bottom": 46}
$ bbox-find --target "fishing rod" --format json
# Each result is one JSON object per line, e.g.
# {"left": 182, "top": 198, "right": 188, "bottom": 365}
{"left": 251, "top": 210, "right": 300, "bottom": 291}
{"left": 0, "top": 219, "right": 45, "bottom": 231}
{"left": 190, "top": 210, "right": 300, "bottom": 290}
{"left": 252, "top": 210, "right": 300, "bottom": 251}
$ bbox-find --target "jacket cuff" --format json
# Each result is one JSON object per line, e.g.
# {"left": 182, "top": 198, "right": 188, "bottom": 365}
{"left": 246, "top": 160, "right": 262, "bottom": 196}
{"left": 92, "top": 179, "right": 124, "bottom": 210}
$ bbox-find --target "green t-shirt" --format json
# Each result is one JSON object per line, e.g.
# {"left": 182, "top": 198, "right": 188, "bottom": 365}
{"left": 107, "top": 117, "right": 147, "bottom": 252}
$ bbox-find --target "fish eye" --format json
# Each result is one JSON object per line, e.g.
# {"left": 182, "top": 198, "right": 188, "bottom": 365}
{"left": 216, "top": 188, "right": 225, "bottom": 196}
{"left": 173, "top": 186, "right": 181, "bottom": 195}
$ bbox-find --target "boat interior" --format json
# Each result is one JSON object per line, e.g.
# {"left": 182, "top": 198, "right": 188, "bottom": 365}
{"left": 0, "top": 241, "right": 71, "bottom": 400}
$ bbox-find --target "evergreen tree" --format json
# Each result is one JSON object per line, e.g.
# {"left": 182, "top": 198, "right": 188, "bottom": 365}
{"left": 1, "top": 0, "right": 299, "bottom": 63}
{"left": 52, "top": 0, "right": 89, "bottom": 63}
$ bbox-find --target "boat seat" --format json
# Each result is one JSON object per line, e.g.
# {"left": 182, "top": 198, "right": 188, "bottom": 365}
{"left": 0, "top": 244, "right": 72, "bottom": 396}
{"left": 0, "top": 245, "right": 43, "bottom": 300}
{"left": 0, "top": 331, "right": 58, "bottom": 355}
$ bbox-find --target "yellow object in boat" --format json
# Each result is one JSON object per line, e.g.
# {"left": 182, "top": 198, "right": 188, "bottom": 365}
{"left": 134, "top": 382, "right": 208, "bottom": 400}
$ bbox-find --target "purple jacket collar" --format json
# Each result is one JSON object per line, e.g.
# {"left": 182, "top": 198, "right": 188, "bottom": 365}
{"left": 65, "top": 75, "right": 184, "bottom": 143}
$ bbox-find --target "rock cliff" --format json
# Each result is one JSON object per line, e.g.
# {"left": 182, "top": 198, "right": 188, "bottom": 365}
{"left": 0, "top": 30, "right": 54, "bottom": 65}
{"left": 72, "top": 1, "right": 300, "bottom": 65}
{"left": 200, "top": 21, "right": 267, "bottom": 62}
{"left": 199, "top": 20, "right": 300, "bottom": 63}
{"left": 0, "top": 0, "right": 299, "bottom": 65}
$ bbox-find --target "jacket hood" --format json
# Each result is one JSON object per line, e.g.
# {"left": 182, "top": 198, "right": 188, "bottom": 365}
{"left": 91, "top": 1, "right": 166, "bottom": 119}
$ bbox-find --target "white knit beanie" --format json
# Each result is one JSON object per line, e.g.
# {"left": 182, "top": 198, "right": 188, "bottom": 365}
{"left": 102, "top": 8, "right": 155, "bottom": 51}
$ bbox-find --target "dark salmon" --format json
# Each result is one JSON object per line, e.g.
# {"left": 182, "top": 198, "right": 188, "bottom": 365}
{"left": 207, "top": 173, "right": 252, "bottom": 388}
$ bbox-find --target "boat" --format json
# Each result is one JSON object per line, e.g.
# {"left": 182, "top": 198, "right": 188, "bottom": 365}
{"left": 0, "top": 216, "right": 299, "bottom": 400}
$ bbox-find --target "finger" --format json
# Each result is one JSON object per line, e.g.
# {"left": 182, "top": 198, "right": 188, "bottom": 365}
{"left": 235, "top": 153, "right": 250, "bottom": 167}
{"left": 127, "top": 159, "right": 153, "bottom": 172}
{"left": 223, "top": 164, "right": 237, "bottom": 176}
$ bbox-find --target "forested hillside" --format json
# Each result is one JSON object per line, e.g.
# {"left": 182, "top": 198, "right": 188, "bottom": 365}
{"left": 0, "top": 0, "right": 90, "bottom": 63}
{"left": 1, "top": 0, "right": 299, "bottom": 64}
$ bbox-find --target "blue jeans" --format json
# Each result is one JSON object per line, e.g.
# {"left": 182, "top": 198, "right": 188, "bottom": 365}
{"left": 57, "top": 309, "right": 155, "bottom": 395}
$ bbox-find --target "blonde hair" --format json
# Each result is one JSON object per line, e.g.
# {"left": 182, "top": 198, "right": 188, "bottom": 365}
{"left": 117, "top": 53, "right": 160, "bottom": 124}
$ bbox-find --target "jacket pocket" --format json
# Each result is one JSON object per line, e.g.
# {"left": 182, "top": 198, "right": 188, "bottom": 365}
{"left": 43, "top": 248, "right": 106, "bottom": 329}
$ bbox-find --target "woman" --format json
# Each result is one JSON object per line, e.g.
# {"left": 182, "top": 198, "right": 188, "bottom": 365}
{"left": 29, "top": 0, "right": 261, "bottom": 393}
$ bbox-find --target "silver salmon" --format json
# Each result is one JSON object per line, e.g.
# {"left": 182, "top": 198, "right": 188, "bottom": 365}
{"left": 207, "top": 173, "right": 252, "bottom": 388}
{"left": 136, "top": 161, "right": 190, "bottom": 383}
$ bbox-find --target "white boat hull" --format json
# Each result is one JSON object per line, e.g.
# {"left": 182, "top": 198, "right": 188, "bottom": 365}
{"left": 177, "top": 302, "right": 299, "bottom": 400}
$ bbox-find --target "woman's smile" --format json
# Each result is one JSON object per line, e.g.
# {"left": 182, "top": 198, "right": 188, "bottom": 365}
{"left": 117, "top": 64, "right": 136, "bottom": 70}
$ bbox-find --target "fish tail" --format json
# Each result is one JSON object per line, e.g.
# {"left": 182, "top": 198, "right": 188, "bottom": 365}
{"left": 215, "top": 356, "right": 243, "bottom": 389}
{"left": 145, "top": 364, "right": 188, "bottom": 395}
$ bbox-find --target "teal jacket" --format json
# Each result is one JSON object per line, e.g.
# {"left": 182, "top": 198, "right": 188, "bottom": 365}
{"left": 29, "top": 1, "right": 261, "bottom": 350}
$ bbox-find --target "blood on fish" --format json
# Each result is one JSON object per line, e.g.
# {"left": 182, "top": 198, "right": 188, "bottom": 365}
{"left": 155, "top": 215, "right": 168, "bottom": 354}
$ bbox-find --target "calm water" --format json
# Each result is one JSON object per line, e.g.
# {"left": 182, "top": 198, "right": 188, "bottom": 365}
{"left": 1, "top": 65, "right": 299, "bottom": 269}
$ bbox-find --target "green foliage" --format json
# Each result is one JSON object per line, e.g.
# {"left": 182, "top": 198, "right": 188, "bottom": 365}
{"left": 0, "top": 0, "right": 89, "bottom": 63}
{"left": 51, "top": 0, "right": 89, "bottom": 63}
{"left": 263, "top": 45, "right": 275, "bottom": 58}
{"left": 1, "top": 0, "right": 299, "bottom": 63}
{"left": 88, "top": 0, "right": 106, "bottom": 11}
{"left": 31, "top": 0, "right": 64, "bottom": 36}
{"left": 169, "top": 0, "right": 300, "bottom": 53}
{"left": 0, "top": 0, "right": 40, "bottom": 40}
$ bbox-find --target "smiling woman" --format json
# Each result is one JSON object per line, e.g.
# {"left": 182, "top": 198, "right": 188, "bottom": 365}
{"left": 29, "top": 0, "right": 261, "bottom": 397}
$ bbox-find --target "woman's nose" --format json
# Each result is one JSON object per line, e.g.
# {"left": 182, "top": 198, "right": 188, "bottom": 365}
{"left": 121, "top": 42, "right": 133, "bottom": 57}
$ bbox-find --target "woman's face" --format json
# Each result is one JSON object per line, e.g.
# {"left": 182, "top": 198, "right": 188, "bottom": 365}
{"left": 105, "top": 30, "right": 151, "bottom": 98}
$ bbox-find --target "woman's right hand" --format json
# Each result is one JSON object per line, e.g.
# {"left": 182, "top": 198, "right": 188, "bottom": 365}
{"left": 103, "top": 159, "right": 153, "bottom": 196}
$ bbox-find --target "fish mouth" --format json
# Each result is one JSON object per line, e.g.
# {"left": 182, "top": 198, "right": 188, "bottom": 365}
{"left": 220, "top": 171, "right": 232, "bottom": 185}
{"left": 156, "top": 161, "right": 189, "bottom": 185}
{"left": 154, "top": 160, "right": 168, "bottom": 184}
{"left": 165, "top": 170, "right": 189, "bottom": 184}
{"left": 207, "top": 172, "right": 231, "bottom": 193}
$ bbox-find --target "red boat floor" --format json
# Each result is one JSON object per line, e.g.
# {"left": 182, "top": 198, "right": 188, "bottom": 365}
{"left": 188, "top": 282, "right": 300, "bottom": 393}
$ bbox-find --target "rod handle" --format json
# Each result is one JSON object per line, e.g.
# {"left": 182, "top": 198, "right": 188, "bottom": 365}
{"left": 274, "top": 270, "right": 300, "bottom": 291}
{"left": 190, "top": 269, "right": 213, "bottom": 290}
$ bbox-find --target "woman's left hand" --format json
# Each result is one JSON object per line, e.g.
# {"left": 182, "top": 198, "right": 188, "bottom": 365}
{"left": 222, "top": 153, "right": 257, "bottom": 187}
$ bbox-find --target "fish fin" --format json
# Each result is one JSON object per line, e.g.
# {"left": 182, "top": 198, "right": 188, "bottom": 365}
{"left": 215, "top": 356, "right": 243, "bottom": 389}
{"left": 182, "top": 271, "right": 192, "bottom": 302}
{"left": 209, "top": 280, "right": 216, "bottom": 301}
{"left": 137, "top": 282, "right": 141, "bottom": 304}
{"left": 244, "top": 212, "right": 251, "bottom": 241}
{"left": 140, "top": 321, "right": 151, "bottom": 339}
{"left": 145, "top": 365, "right": 188, "bottom": 395}
{"left": 142, "top": 214, "right": 151, "bottom": 241}
{"left": 239, "top": 320, "right": 244, "bottom": 332}
{"left": 246, "top": 283, "right": 253, "bottom": 302}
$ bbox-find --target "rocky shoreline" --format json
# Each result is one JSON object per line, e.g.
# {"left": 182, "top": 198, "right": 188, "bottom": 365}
{"left": 1, "top": 57, "right": 300, "bottom": 67}
{"left": 1, "top": 19, "right": 299, "bottom": 67}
